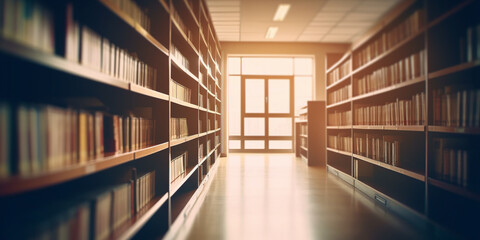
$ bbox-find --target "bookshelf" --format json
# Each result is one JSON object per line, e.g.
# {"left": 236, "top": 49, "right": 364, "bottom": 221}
{"left": 295, "top": 101, "right": 326, "bottom": 166}
{"left": 325, "top": 0, "right": 480, "bottom": 238}
{"left": 0, "top": 0, "right": 222, "bottom": 239}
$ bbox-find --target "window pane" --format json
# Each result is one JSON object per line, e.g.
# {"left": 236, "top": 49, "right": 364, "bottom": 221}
{"left": 228, "top": 57, "right": 240, "bottom": 74}
{"left": 245, "top": 79, "right": 265, "bottom": 113}
{"left": 244, "top": 118, "right": 265, "bottom": 136}
{"left": 295, "top": 76, "right": 313, "bottom": 115}
{"left": 268, "top": 79, "right": 290, "bottom": 114}
{"left": 245, "top": 140, "right": 265, "bottom": 149}
{"left": 242, "top": 57, "right": 293, "bottom": 75}
{"left": 269, "top": 140, "right": 292, "bottom": 149}
{"left": 228, "top": 76, "right": 241, "bottom": 136}
{"left": 229, "top": 140, "right": 241, "bottom": 149}
{"left": 294, "top": 58, "right": 313, "bottom": 75}
{"left": 268, "top": 118, "right": 292, "bottom": 136}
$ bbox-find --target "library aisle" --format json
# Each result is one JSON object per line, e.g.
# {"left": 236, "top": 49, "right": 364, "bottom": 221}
{"left": 172, "top": 154, "right": 439, "bottom": 240}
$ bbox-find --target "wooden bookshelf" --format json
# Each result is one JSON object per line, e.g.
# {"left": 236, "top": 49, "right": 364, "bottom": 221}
{"left": 325, "top": 0, "right": 480, "bottom": 238}
{"left": 0, "top": 0, "right": 222, "bottom": 239}
{"left": 295, "top": 101, "right": 326, "bottom": 166}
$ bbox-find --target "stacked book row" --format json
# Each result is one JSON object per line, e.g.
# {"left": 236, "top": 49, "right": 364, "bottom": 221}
{"left": 354, "top": 133, "right": 401, "bottom": 167}
{"left": 199, "top": 119, "right": 204, "bottom": 133}
{"left": 327, "top": 59, "right": 351, "bottom": 86}
{"left": 459, "top": 24, "right": 480, "bottom": 63}
{"left": 328, "top": 110, "right": 352, "bottom": 126}
{"left": 327, "top": 84, "right": 351, "bottom": 105}
{"left": 198, "top": 143, "right": 204, "bottom": 159}
{"left": 170, "top": 152, "right": 187, "bottom": 183}
{"left": 354, "top": 50, "right": 425, "bottom": 96}
{"left": 172, "top": 6, "right": 193, "bottom": 43}
{"left": 171, "top": 79, "right": 193, "bottom": 103}
{"left": 432, "top": 87, "right": 480, "bottom": 128}
{"left": 327, "top": 134, "right": 352, "bottom": 152}
{"left": 300, "top": 138, "right": 307, "bottom": 149}
{"left": 0, "top": 0, "right": 54, "bottom": 53}
{"left": 354, "top": 92, "right": 426, "bottom": 126}
{"left": 171, "top": 118, "right": 188, "bottom": 139}
{"left": 300, "top": 124, "right": 308, "bottom": 136}
{"left": 108, "top": 0, "right": 151, "bottom": 32}
{"left": 73, "top": 26, "right": 158, "bottom": 90}
{"left": 26, "top": 169, "right": 155, "bottom": 240}
{"left": 432, "top": 138, "right": 473, "bottom": 188}
{"left": 199, "top": 92, "right": 205, "bottom": 108}
{"left": 0, "top": 103, "right": 155, "bottom": 178}
{"left": 171, "top": 45, "right": 190, "bottom": 71}
{"left": 353, "top": 9, "right": 424, "bottom": 68}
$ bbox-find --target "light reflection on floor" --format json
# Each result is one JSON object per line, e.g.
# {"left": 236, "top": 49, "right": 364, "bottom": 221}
{"left": 180, "top": 154, "right": 429, "bottom": 240}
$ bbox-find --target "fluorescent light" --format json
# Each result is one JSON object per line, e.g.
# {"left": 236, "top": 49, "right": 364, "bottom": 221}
{"left": 265, "top": 27, "right": 279, "bottom": 39}
{"left": 273, "top": 4, "right": 291, "bottom": 21}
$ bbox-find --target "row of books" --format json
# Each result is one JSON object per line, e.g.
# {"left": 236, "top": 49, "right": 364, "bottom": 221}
{"left": 215, "top": 135, "right": 219, "bottom": 146}
{"left": 0, "top": 0, "right": 54, "bottom": 53}
{"left": 327, "top": 134, "right": 352, "bottom": 152}
{"left": 171, "top": 118, "right": 189, "bottom": 139}
{"left": 459, "top": 24, "right": 480, "bottom": 63}
{"left": 354, "top": 50, "right": 426, "bottom": 96}
{"left": 327, "top": 110, "right": 352, "bottom": 126}
{"left": 27, "top": 169, "right": 155, "bottom": 240}
{"left": 354, "top": 92, "right": 426, "bottom": 126}
{"left": 299, "top": 124, "right": 308, "bottom": 136}
{"left": 432, "top": 138, "right": 471, "bottom": 187}
{"left": 327, "top": 84, "right": 351, "bottom": 105}
{"left": 172, "top": 6, "right": 194, "bottom": 44}
{"left": 199, "top": 92, "right": 205, "bottom": 108}
{"left": 171, "top": 45, "right": 190, "bottom": 71}
{"left": 108, "top": 0, "right": 151, "bottom": 32}
{"left": 432, "top": 87, "right": 480, "bottom": 128}
{"left": 300, "top": 137, "right": 307, "bottom": 149}
{"left": 171, "top": 79, "right": 193, "bottom": 103}
{"left": 170, "top": 152, "right": 187, "bottom": 183}
{"left": 327, "top": 59, "right": 351, "bottom": 86}
{"left": 199, "top": 119, "right": 204, "bottom": 133}
{"left": 0, "top": 103, "right": 155, "bottom": 178}
{"left": 74, "top": 26, "right": 158, "bottom": 90}
{"left": 199, "top": 143, "right": 204, "bottom": 159}
{"left": 353, "top": 9, "right": 424, "bottom": 68}
{"left": 354, "top": 133, "right": 401, "bottom": 167}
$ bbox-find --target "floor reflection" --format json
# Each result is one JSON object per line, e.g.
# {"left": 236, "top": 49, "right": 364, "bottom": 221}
{"left": 182, "top": 154, "right": 428, "bottom": 240}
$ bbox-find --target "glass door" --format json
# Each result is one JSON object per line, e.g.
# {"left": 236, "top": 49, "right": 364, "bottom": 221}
{"left": 230, "top": 76, "right": 294, "bottom": 153}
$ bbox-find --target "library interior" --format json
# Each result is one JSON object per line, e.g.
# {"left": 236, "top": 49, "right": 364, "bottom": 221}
{"left": 0, "top": 0, "right": 479, "bottom": 239}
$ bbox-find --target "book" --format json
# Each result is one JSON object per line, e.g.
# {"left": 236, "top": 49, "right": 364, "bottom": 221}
{"left": 0, "top": 103, "right": 10, "bottom": 177}
{"left": 0, "top": 0, "right": 54, "bottom": 53}
{"left": 171, "top": 152, "right": 187, "bottom": 183}
{"left": 171, "top": 117, "right": 188, "bottom": 139}
{"left": 432, "top": 137, "right": 472, "bottom": 187}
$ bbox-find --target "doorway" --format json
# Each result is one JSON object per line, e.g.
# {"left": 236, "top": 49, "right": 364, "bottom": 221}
{"left": 227, "top": 56, "right": 314, "bottom": 153}
{"left": 228, "top": 76, "right": 294, "bottom": 153}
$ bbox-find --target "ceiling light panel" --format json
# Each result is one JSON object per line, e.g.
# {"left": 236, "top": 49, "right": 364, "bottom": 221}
{"left": 273, "top": 4, "right": 291, "bottom": 21}
{"left": 265, "top": 26, "right": 279, "bottom": 39}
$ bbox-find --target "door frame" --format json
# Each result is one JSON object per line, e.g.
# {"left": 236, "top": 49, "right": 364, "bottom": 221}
{"left": 229, "top": 75, "right": 295, "bottom": 153}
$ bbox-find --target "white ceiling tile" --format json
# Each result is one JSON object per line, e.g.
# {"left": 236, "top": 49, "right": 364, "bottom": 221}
{"left": 329, "top": 27, "right": 362, "bottom": 35}
{"left": 206, "top": 0, "right": 399, "bottom": 43}
{"left": 343, "top": 12, "right": 380, "bottom": 21}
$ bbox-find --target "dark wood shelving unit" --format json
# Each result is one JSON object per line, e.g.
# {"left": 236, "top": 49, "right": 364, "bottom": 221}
{"left": 325, "top": 0, "right": 480, "bottom": 238}
{"left": 0, "top": 0, "right": 223, "bottom": 238}
{"left": 295, "top": 101, "right": 326, "bottom": 166}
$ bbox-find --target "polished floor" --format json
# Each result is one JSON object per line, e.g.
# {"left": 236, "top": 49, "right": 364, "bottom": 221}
{"left": 175, "top": 154, "right": 434, "bottom": 240}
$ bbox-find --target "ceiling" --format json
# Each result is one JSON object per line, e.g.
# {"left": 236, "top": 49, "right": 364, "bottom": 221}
{"left": 205, "top": 0, "right": 402, "bottom": 43}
